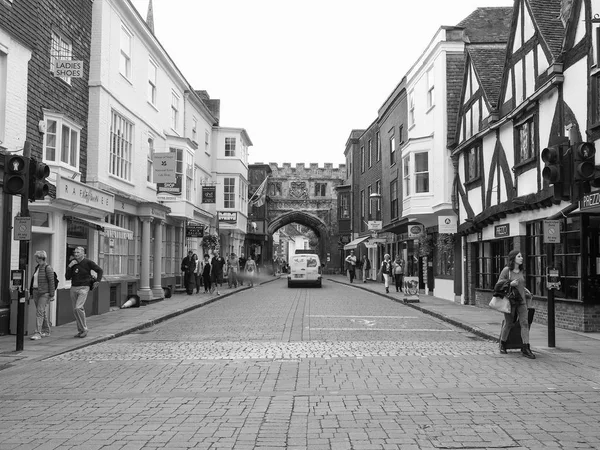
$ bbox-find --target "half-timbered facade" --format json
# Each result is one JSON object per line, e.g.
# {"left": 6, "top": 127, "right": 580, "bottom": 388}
{"left": 454, "top": 0, "right": 600, "bottom": 331}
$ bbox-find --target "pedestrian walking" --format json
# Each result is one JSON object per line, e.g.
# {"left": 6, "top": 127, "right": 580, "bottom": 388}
{"left": 345, "top": 250, "right": 357, "bottom": 283}
{"left": 361, "top": 255, "right": 371, "bottom": 283}
{"left": 245, "top": 255, "right": 257, "bottom": 287}
{"left": 227, "top": 253, "right": 239, "bottom": 288}
{"left": 211, "top": 251, "right": 226, "bottom": 295}
{"left": 377, "top": 253, "right": 393, "bottom": 294}
{"left": 65, "top": 246, "right": 103, "bottom": 338}
{"left": 201, "top": 254, "right": 212, "bottom": 293}
{"left": 180, "top": 250, "right": 196, "bottom": 295}
{"left": 238, "top": 252, "right": 247, "bottom": 285}
{"left": 497, "top": 249, "right": 535, "bottom": 359}
{"left": 392, "top": 255, "right": 405, "bottom": 292}
{"left": 192, "top": 253, "right": 202, "bottom": 294}
{"left": 29, "top": 250, "right": 56, "bottom": 340}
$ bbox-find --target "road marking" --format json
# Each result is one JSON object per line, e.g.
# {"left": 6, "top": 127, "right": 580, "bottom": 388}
{"left": 309, "top": 315, "right": 418, "bottom": 319}
{"left": 307, "top": 328, "right": 455, "bottom": 332}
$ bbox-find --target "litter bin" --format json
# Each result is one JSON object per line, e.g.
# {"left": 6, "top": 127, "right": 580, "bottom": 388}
{"left": 10, "top": 294, "right": 37, "bottom": 336}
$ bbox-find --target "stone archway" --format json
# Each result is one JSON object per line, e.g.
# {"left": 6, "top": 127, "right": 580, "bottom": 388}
{"left": 268, "top": 211, "right": 329, "bottom": 258}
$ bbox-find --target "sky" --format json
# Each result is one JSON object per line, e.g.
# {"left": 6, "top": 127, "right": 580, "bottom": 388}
{"left": 130, "top": 0, "right": 515, "bottom": 167}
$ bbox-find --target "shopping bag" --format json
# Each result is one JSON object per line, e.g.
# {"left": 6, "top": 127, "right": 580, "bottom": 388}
{"left": 489, "top": 296, "right": 511, "bottom": 313}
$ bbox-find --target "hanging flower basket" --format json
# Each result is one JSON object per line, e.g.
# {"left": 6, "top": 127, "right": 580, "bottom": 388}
{"left": 417, "top": 233, "right": 433, "bottom": 257}
{"left": 201, "top": 234, "right": 220, "bottom": 251}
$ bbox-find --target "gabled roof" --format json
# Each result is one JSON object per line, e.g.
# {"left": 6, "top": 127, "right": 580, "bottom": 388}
{"left": 456, "top": 7, "right": 513, "bottom": 43}
{"left": 527, "top": 0, "right": 565, "bottom": 61}
{"left": 468, "top": 43, "right": 508, "bottom": 109}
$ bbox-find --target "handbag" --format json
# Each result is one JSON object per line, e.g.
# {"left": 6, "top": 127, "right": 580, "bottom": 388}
{"left": 489, "top": 295, "right": 511, "bottom": 313}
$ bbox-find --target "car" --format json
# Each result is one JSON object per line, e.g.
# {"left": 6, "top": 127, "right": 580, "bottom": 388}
{"left": 287, "top": 253, "right": 322, "bottom": 287}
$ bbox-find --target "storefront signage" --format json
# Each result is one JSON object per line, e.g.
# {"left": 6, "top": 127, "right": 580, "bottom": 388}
{"left": 494, "top": 224, "right": 510, "bottom": 238}
{"left": 438, "top": 216, "right": 457, "bottom": 234}
{"left": 153, "top": 153, "right": 176, "bottom": 183}
{"left": 581, "top": 190, "right": 600, "bottom": 211}
{"left": 408, "top": 224, "right": 424, "bottom": 238}
{"left": 54, "top": 59, "right": 83, "bottom": 78}
{"left": 157, "top": 174, "right": 182, "bottom": 196}
{"left": 368, "top": 220, "right": 382, "bottom": 231}
{"left": 202, "top": 185, "right": 216, "bottom": 203}
{"left": 186, "top": 224, "right": 205, "bottom": 237}
{"left": 218, "top": 211, "right": 237, "bottom": 223}
{"left": 56, "top": 175, "right": 114, "bottom": 213}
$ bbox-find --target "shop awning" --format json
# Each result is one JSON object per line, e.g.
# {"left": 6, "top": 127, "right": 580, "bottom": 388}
{"left": 343, "top": 235, "right": 370, "bottom": 250}
{"left": 66, "top": 216, "right": 134, "bottom": 240}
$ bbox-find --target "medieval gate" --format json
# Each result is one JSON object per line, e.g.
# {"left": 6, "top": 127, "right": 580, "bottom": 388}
{"left": 265, "top": 163, "right": 345, "bottom": 272}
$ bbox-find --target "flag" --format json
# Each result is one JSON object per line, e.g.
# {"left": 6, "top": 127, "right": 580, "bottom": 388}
{"left": 249, "top": 176, "right": 268, "bottom": 207}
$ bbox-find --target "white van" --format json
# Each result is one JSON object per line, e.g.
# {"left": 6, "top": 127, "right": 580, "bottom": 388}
{"left": 287, "top": 253, "right": 322, "bottom": 288}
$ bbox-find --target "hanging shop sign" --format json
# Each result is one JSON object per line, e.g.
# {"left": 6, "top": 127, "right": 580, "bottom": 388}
{"left": 408, "top": 224, "right": 424, "bottom": 238}
{"left": 202, "top": 185, "right": 216, "bottom": 203}
{"left": 153, "top": 152, "right": 176, "bottom": 183}
{"left": 157, "top": 174, "right": 182, "bottom": 196}
{"left": 186, "top": 224, "right": 205, "bottom": 238}
{"left": 54, "top": 60, "right": 83, "bottom": 78}
{"left": 438, "top": 216, "right": 457, "bottom": 234}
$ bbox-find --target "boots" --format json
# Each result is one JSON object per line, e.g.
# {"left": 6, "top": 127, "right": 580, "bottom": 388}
{"left": 499, "top": 340, "right": 507, "bottom": 354}
{"left": 521, "top": 344, "right": 536, "bottom": 359}
{"left": 385, "top": 287, "right": 389, "bottom": 294}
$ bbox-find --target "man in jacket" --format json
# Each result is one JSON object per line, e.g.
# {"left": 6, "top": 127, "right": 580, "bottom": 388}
{"left": 211, "top": 251, "right": 226, "bottom": 295}
{"left": 181, "top": 250, "right": 196, "bottom": 295}
{"left": 65, "top": 246, "right": 103, "bottom": 338}
{"left": 29, "top": 250, "right": 56, "bottom": 340}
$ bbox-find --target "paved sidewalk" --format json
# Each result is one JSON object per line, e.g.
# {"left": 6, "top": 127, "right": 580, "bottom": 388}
{"left": 1, "top": 274, "right": 599, "bottom": 369}
{"left": 331, "top": 274, "right": 600, "bottom": 358}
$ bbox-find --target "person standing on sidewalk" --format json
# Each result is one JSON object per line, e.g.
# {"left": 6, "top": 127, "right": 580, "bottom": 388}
{"left": 361, "top": 255, "right": 371, "bottom": 283}
{"left": 29, "top": 250, "right": 56, "bottom": 340}
{"left": 201, "top": 254, "right": 212, "bottom": 293}
{"left": 245, "top": 255, "right": 257, "bottom": 287}
{"left": 497, "top": 249, "right": 535, "bottom": 359}
{"left": 392, "top": 255, "right": 405, "bottom": 292}
{"left": 181, "top": 250, "right": 196, "bottom": 295}
{"left": 65, "top": 246, "right": 102, "bottom": 338}
{"left": 345, "top": 250, "right": 357, "bottom": 283}
{"left": 211, "top": 251, "right": 225, "bottom": 295}
{"left": 192, "top": 253, "right": 202, "bottom": 294}
{"left": 238, "top": 252, "right": 247, "bottom": 285}
{"left": 378, "top": 254, "right": 393, "bottom": 294}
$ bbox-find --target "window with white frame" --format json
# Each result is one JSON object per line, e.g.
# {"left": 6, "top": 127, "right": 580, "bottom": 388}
{"left": 367, "top": 185, "right": 373, "bottom": 220}
{"left": 99, "top": 213, "right": 134, "bottom": 276}
{"left": 427, "top": 67, "right": 435, "bottom": 109}
{"left": 376, "top": 132, "right": 381, "bottom": 161}
{"left": 415, "top": 152, "right": 429, "bottom": 193}
{"left": 368, "top": 139, "right": 372, "bottom": 167}
{"left": 205, "top": 130, "right": 210, "bottom": 153}
{"left": 360, "top": 190, "right": 365, "bottom": 231}
{"left": 403, "top": 155, "right": 411, "bottom": 196}
{"left": 374, "top": 180, "right": 381, "bottom": 221}
{"left": 147, "top": 137, "right": 154, "bottom": 182}
{"left": 224, "top": 177, "right": 235, "bottom": 208}
{"left": 466, "top": 144, "right": 481, "bottom": 182}
{"left": 171, "top": 91, "right": 180, "bottom": 131}
{"left": 515, "top": 115, "right": 536, "bottom": 163}
{"left": 390, "top": 179, "right": 398, "bottom": 220}
{"left": 409, "top": 90, "right": 415, "bottom": 127}
{"left": 43, "top": 113, "right": 81, "bottom": 168}
{"left": 192, "top": 118, "right": 197, "bottom": 143}
{"left": 120, "top": 25, "right": 132, "bottom": 79}
{"left": 171, "top": 147, "right": 183, "bottom": 189}
{"left": 0, "top": 51, "right": 5, "bottom": 147}
{"left": 185, "top": 152, "right": 193, "bottom": 201}
{"left": 109, "top": 110, "right": 133, "bottom": 180}
{"left": 360, "top": 146, "right": 365, "bottom": 172}
{"left": 148, "top": 59, "right": 157, "bottom": 105}
{"left": 50, "top": 30, "right": 73, "bottom": 84}
{"left": 225, "top": 137, "right": 236, "bottom": 157}
{"left": 389, "top": 133, "right": 396, "bottom": 165}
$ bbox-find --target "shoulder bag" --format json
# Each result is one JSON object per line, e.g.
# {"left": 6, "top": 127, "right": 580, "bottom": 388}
{"left": 489, "top": 270, "right": 511, "bottom": 313}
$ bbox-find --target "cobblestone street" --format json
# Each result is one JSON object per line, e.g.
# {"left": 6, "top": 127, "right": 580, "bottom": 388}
{"left": 1, "top": 279, "right": 599, "bottom": 449}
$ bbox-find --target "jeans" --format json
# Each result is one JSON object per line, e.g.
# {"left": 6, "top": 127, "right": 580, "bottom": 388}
{"left": 32, "top": 289, "right": 50, "bottom": 335}
{"left": 362, "top": 269, "right": 370, "bottom": 281}
{"left": 394, "top": 274, "right": 404, "bottom": 292}
{"left": 500, "top": 301, "right": 529, "bottom": 344}
{"left": 70, "top": 286, "right": 90, "bottom": 333}
{"left": 382, "top": 274, "right": 391, "bottom": 289}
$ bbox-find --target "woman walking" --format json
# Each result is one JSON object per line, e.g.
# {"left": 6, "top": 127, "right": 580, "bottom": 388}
{"left": 378, "top": 253, "right": 393, "bottom": 294}
{"left": 392, "top": 255, "right": 404, "bottom": 292}
{"left": 497, "top": 249, "right": 535, "bottom": 359}
{"left": 245, "top": 255, "right": 257, "bottom": 287}
{"left": 201, "top": 254, "right": 212, "bottom": 294}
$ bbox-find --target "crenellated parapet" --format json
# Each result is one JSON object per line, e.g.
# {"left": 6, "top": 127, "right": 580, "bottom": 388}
{"left": 266, "top": 162, "right": 346, "bottom": 178}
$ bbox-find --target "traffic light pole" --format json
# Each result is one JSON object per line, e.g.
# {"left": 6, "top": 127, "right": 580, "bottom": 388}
{"left": 546, "top": 242, "right": 555, "bottom": 348}
{"left": 15, "top": 141, "right": 31, "bottom": 352}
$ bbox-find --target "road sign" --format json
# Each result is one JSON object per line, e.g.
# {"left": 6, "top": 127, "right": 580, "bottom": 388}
{"left": 547, "top": 268, "right": 561, "bottom": 290}
{"left": 13, "top": 217, "right": 31, "bottom": 240}
{"left": 544, "top": 219, "right": 561, "bottom": 244}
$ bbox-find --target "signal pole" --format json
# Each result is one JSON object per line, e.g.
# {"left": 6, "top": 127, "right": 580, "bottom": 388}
{"left": 15, "top": 141, "right": 31, "bottom": 351}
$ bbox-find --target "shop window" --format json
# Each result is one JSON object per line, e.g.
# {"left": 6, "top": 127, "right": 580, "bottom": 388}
{"left": 474, "top": 238, "right": 513, "bottom": 290}
{"left": 465, "top": 144, "right": 482, "bottom": 183}
{"left": 526, "top": 218, "right": 581, "bottom": 300}
{"left": 434, "top": 233, "right": 454, "bottom": 278}
{"left": 98, "top": 214, "right": 134, "bottom": 276}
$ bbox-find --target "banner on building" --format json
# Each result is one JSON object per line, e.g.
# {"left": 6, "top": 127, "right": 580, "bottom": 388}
{"left": 249, "top": 176, "right": 268, "bottom": 207}
{"left": 218, "top": 211, "right": 237, "bottom": 223}
{"left": 202, "top": 185, "right": 216, "bottom": 203}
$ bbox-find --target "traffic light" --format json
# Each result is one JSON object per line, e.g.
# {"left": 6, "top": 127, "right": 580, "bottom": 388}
{"left": 542, "top": 143, "right": 572, "bottom": 201}
{"left": 573, "top": 142, "right": 596, "bottom": 181}
{"left": 3, "top": 155, "right": 30, "bottom": 196}
{"left": 28, "top": 158, "right": 50, "bottom": 201}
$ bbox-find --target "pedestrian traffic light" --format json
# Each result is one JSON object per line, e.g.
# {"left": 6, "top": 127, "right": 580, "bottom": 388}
{"left": 3, "top": 155, "right": 30, "bottom": 196}
{"left": 573, "top": 142, "right": 596, "bottom": 181}
{"left": 28, "top": 158, "right": 50, "bottom": 201}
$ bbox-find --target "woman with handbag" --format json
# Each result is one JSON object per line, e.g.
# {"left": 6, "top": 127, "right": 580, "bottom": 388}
{"left": 496, "top": 249, "right": 535, "bottom": 359}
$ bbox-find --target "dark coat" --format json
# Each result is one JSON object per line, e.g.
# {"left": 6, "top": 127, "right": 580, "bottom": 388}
{"left": 493, "top": 279, "right": 511, "bottom": 298}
